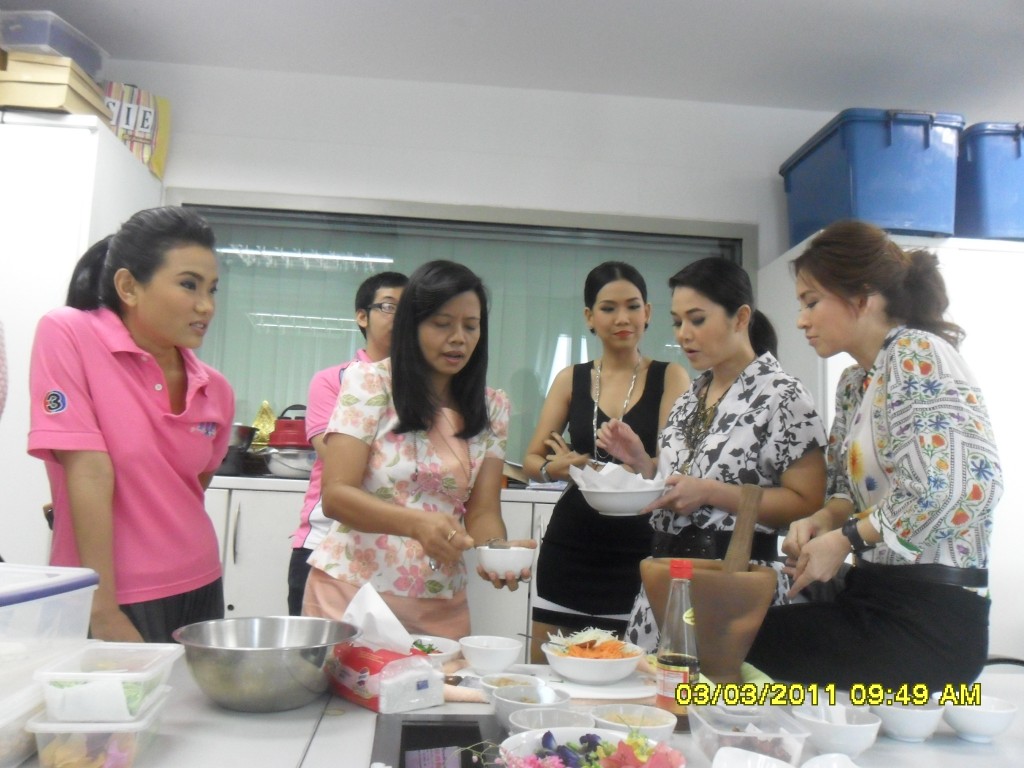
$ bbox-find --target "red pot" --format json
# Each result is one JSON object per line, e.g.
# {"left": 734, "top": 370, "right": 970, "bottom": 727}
{"left": 268, "top": 404, "right": 311, "bottom": 448}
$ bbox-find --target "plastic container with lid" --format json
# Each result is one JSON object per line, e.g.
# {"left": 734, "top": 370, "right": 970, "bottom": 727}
{"left": 0, "top": 565, "right": 98, "bottom": 665}
{"left": 956, "top": 122, "right": 1024, "bottom": 240}
{"left": 35, "top": 643, "right": 183, "bottom": 722}
{"left": 780, "top": 108, "right": 964, "bottom": 246}
{"left": 689, "top": 703, "right": 810, "bottom": 765}
{"left": 26, "top": 686, "right": 170, "bottom": 768}
{"left": 0, "top": 10, "right": 106, "bottom": 81}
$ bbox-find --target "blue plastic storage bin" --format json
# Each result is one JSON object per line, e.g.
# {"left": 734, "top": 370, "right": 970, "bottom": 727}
{"left": 0, "top": 10, "right": 106, "bottom": 81}
{"left": 780, "top": 109, "right": 964, "bottom": 246}
{"left": 955, "top": 122, "right": 1024, "bottom": 240}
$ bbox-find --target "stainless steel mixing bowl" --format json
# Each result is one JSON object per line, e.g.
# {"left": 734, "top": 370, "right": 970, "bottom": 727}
{"left": 172, "top": 616, "right": 359, "bottom": 712}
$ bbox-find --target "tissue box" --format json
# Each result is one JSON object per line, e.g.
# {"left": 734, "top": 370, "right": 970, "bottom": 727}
{"left": 103, "top": 82, "right": 170, "bottom": 179}
{"left": 329, "top": 643, "right": 443, "bottom": 714}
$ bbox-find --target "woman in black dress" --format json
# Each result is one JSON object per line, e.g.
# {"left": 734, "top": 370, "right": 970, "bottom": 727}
{"left": 523, "top": 262, "right": 689, "bottom": 660}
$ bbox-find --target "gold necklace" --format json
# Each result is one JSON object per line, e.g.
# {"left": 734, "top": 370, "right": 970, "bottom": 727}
{"left": 679, "top": 376, "right": 732, "bottom": 474}
{"left": 438, "top": 407, "right": 473, "bottom": 486}
{"left": 592, "top": 354, "right": 641, "bottom": 462}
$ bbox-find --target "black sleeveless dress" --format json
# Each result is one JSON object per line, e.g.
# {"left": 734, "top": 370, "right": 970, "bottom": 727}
{"left": 533, "top": 360, "right": 668, "bottom": 634}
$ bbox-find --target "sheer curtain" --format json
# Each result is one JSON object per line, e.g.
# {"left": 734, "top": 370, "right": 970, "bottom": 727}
{"left": 192, "top": 206, "right": 740, "bottom": 464}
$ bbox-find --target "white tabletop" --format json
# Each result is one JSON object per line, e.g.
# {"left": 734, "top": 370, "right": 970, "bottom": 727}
{"left": 21, "top": 665, "right": 1024, "bottom": 767}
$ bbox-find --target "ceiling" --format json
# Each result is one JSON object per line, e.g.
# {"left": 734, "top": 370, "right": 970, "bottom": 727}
{"left": 3, "top": 0, "right": 1023, "bottom": 121}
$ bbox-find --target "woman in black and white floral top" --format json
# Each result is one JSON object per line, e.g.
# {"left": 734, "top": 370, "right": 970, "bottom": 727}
{"left": 598, "top": 257, "right": 827, "bottom": 651}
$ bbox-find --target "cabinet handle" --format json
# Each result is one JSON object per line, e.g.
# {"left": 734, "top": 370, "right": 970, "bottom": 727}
{"left": 231, "top": 502, "right": 241, "bottom": 564}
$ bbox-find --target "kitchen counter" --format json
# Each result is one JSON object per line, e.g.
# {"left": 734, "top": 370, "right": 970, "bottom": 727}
{"left": 23, "top": 665, "right": 1023, "bottom": 767}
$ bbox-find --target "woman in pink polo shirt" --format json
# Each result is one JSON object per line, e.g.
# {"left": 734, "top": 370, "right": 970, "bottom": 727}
{"left": 29, "top": 206, "right": 233, "bottom": 643}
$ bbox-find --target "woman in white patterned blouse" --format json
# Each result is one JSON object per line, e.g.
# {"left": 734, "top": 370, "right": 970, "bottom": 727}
{"left": 747, "top": 219, "right": 1002, "bottom": 690}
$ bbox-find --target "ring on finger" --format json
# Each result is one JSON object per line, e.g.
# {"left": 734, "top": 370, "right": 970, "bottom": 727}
{"left": 446, "top": 529, "right": 457, "bottom": 542}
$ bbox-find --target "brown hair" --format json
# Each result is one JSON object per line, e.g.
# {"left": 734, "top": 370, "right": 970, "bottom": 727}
{"left": 791, "top": 219, "right": 964, "bottom": 348}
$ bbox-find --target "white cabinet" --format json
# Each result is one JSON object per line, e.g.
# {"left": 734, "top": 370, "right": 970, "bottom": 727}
{"left": 204, "top": 482, "right": 305, "bottom": 617}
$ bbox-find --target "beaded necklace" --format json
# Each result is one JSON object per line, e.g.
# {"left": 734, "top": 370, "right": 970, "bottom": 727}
{"left": 592, "top": 354, "right": 641, "bottom": 462}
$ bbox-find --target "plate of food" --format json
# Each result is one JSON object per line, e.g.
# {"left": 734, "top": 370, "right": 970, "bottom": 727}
{"left": 540, "top": 628, "right": 646, "bottom": 686}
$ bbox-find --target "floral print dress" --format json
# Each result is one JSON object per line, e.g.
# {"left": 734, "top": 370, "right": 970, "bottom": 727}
{"left": 829, "top": 326, "right": 1001, "bottom": 571}
{"left": 307, "top": 359, "right": 510, "bottom": 600}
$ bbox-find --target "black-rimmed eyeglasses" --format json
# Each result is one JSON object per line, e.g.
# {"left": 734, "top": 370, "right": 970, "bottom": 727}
{"left": 367, "top": 302, "right": 398, "bottom": 314}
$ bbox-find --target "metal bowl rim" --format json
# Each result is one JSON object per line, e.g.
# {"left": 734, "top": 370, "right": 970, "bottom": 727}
{"left": 172, "top": 616, "right": 360, "bottom": 651}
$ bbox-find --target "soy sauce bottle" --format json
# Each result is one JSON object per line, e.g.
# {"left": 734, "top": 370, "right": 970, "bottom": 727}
{"left": 655, "top": 558, "right": 699, "bottom": 732}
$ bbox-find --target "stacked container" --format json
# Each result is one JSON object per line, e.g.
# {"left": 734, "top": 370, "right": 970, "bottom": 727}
{"left": 0, "top": 564, "right": 98, "bottom": 768}
{"left": 27, "top": 644, "right": 181, "bottom": 768}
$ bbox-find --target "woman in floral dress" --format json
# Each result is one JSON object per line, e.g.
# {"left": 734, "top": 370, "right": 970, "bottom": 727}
{"left": 747, "top": 220, "right": 1002, "bottom": 689}
{"left": 303, "top": 260, "right": 533, "bottom": 638}
{"left": 597, "top": 257, "right": 827, "bottom": 651}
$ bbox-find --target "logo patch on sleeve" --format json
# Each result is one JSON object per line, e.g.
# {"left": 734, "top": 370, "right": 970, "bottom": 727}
{"left": 44, "top": 390, "right": 68, "bottom": 414}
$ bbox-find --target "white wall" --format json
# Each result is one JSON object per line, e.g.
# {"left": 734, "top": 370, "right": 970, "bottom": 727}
{"left": 105, "top": 61, "right": 832, "bottom": 268}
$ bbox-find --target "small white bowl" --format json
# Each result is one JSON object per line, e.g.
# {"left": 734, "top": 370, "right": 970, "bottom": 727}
{"left": 491, "top": 683, "right": 571, "bottom": 731}
{"left": 476, "top": 546, "right": 534, "bottom": 577}
{"left": 711, "top": 746, "right": 795, "bottom": 768}
{"left": 542, "top": 641, "right": 643, "bottom": 685}
{"left": 580, "top": 487, "right": 664, "bottom": 516}
{"left": 791, "top": 701, "right": 880, "bottom": 757}
{"left": 459, "top": 635, "right": 523, "bottom": 674}
{"left": 507, "top": 707, "right": 595, "bottom": 734}
{"left": 943, "top": 695, "right": 1018, "bottom": 743}
{"left": 591, "top": 702, "right": 676, "bottom": 742}
{"left": 410, "top": 635, "right": 461, "bottom": 666}
{"left": 480, "top": 672, "right": 542, "bottom": 702}
{"left": 871, "top": 700, "right": 943, "bottom": 742}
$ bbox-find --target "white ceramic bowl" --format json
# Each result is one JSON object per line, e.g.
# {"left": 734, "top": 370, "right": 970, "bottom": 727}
{"left": 791, "top": 702, "right": 880, "bottom": 757}
{"left": 591, "top": 702, "right": 676, "bottom": 742}
{"left": 580, "top": 487, "right": 664, "bottom": 516}
{"left": 799, "top": 756, "right": 860, "bottom": 768}
{"left": 410, "top": 635, "right": 461, "bottom": 666}
{"left": 480, "top": 672, "right": 542, "bottom": 702}
{"left": 507, "top": 707, "right": 595, "bottom": 734}
{"left": 943, "top": 695, "right": 1017, "bottom": 742}
{"left": 541, "top": 641, "right": 643, "bottom": 685}
{"left": 870, "top": 700, "right": 943, "bottom": 742}
{"left": 459, "top": 635, "right": 522, "bottom": 674}
{"left": 476, "top": 546, "right": 534, "bottom": 577}
{"left": 499, "top": 726, "right": 645, "bottom": 760}
{"left": 491, "top": 683, "right": 571, "bottom": 731}
{"left": 711, "top": 746, "right": 795, "bottom": 768}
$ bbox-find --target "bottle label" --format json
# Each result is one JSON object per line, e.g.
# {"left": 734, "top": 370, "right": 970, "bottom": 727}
{"left": 655, "top": 656, "right": 699, "bottom": 715}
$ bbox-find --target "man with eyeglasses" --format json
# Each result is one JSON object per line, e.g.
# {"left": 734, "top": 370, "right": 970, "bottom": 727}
{"left": 287, "top": 271, "right": 408, "bottom": 614}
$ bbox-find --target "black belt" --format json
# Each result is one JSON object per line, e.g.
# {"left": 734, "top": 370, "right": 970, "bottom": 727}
{"left": 854, "top": 558, "right": 988, "bottom": 588}
{"left": 650, "top": 527, "right": 781, "bottom": 563}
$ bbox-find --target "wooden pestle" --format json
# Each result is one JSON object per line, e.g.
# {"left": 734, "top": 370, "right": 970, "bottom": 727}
{"left": 722, "top": 484, "right": 763, "bottom": 573}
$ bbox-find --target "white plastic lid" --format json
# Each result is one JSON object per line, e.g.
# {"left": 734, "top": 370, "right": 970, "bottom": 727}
{"left": 25, "top": 685, "right": 170, "bottom": 733}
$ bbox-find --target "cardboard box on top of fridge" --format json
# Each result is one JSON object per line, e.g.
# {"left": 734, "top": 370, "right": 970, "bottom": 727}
{"left": 0, "top": 48, "right": 111, "bottom": 121}
{"left": 104, "top": 82, "right": 171, "bottom": 179}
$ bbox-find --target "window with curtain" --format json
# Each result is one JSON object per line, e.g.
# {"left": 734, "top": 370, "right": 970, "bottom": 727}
{"left": 190, "top": 205, "right": 741, "bottom": 464}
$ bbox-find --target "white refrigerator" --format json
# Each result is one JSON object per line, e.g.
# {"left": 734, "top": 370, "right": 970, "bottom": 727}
{"left": 0, "top": 111, "right": 163, "bottom": 565}
{"left": 759, "top": 235, "right": 1024, "bottom": 658}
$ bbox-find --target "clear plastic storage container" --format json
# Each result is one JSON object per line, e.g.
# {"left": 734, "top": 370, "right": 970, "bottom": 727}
{"left": 0, "top": 10, "right": 106, "bottom": 81}
{"left": 689, "top": 703, "right": 810, "bottom": 766}
{"left": 26, "top": 686, "right": 169, "bottom": 768}
{"left": 35, "top": 643, "right": 183, "bottom": 722}
{"left": 0, "top": 684, "right": 44, "bottom": 768}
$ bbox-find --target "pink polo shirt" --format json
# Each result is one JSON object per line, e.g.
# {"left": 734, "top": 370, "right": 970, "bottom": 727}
{"left": 28, "top": 307, "right": 234, "bottom": 605}
{"left": 290, "top": 348, "right": 372, "bottom": 550}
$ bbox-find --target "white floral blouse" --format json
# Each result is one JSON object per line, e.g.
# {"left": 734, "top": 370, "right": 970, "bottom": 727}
{"left": 829, "top": 326, "right": 1001, "bottom": 568}
{"left": 307, "top": 359, "right": 510, "bottom": 599}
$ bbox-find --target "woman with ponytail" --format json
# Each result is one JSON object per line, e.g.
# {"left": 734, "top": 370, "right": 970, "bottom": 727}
{"left": 747, "top": 219, "right": 1002, "bottom": 689}
{"left": 29, "top": 207, "right": 233, "bottom": 642}
{"left": 598, "top": 257, "right": 827, "bottom": 651}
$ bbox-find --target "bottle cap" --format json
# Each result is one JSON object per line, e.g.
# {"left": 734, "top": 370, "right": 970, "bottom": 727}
{"left": 670, "top": 559, "right": 693, "bottom": 579}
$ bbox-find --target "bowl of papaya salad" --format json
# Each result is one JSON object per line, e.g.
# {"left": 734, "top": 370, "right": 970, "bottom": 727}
{"left": 541, "top": 628, "right": 644, "bottom": 685}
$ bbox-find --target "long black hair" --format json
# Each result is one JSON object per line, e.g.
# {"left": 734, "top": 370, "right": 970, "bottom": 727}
{"left": 66, "top": 207, "right": 216, "bottom": 313}
{"left": 391, "top": 260, "right": 491, "bottom": 437}
{"left": 668, "top": 257, "right": 778, "bottom": 357}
